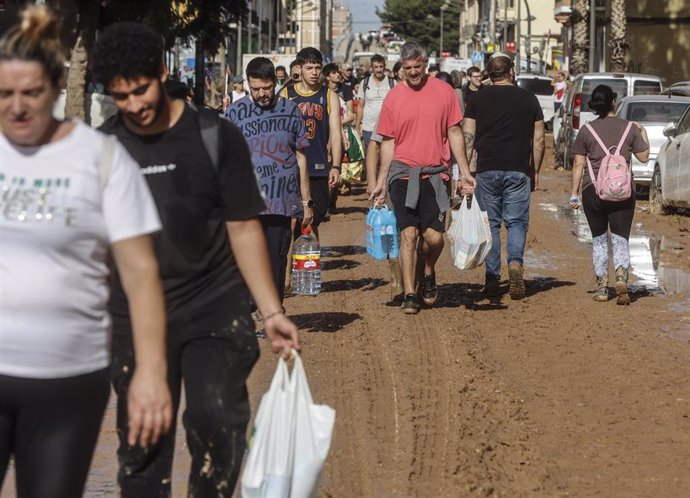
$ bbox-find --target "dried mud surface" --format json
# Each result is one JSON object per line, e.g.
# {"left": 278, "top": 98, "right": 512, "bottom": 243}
{"left": 2, "top": 141, "right": 689, "bottom": 498}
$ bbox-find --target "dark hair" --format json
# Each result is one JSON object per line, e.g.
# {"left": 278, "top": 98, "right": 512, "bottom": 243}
{"left": 91, "top": 22, "right": 163, "bottom": 86}
{"left": 436, "top": 71, "right": 453, "bottom": 87}
{"left": 588, "top": 84, "right": 616, "bottom": 118}
{"left": 246, "top": 57, "right": 276, "bottom": 82}
{"left": 392, "top": 61, "right": 402, "bottom": 73}
{"left": 467, "top": 66, "right": 481, "bottom": 77}
{"left": 296, "top": 47, "right": 322, "bottom": 66}
{"left": 428, "top": 64, "right": 440, "bottom": 73}
{"left": 486, "top": 55, "right": 513, "bottom": 81}
{"left": 165, "top": 79, "right": 192, "bottom": 100}
{"left": 0, "top": 6, "right": 64, "bottom": 88}
{"left": 322, "top": 62, "right": 338, "bottom": 76}
{"left": 289, "top": 59, "right": 300, "bottom": 70}
{"left": 275, "top": 65, "right": 286, "bottom": 73}
{"left": 371, "top": 54, "right": 386, "bottom": 65}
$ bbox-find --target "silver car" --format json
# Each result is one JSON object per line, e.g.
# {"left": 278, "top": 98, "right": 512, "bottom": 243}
{"left": 615, "top": 96, "right": 690, "bottom": 191}
{"left": 650, "top": 104, "right": 690, "bottom": 214}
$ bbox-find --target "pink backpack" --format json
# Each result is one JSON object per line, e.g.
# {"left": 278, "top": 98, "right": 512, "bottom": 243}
{"left": 585, "top": 121, "right": 634, "bottom": 201}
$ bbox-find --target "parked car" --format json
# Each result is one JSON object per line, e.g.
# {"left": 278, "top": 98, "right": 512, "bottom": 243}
{"left": 561, "top": 72, "right": 662, "bottom": 168}
{"left": 661, "top": 86, "right": 690, "bottom": 97}
{"left": 516, "top": 74, "right": 555, "bottom": 129}
{"left": 650, "top": 105, "right": 690, "bottom": 214}
{"left": 615, "top": 95, "right": 690, "bottom": 192}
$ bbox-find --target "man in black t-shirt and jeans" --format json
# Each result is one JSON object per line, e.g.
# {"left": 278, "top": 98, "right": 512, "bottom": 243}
{"left": 92, "top": 23, "right": 300, "bottom": 498}
{"left": 462, "top": 53, "right": 545, "bottom": 300}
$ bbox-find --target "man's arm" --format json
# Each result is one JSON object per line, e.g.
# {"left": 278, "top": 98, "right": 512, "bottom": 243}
{"left": 226, "top": 219, "right": 300, "bottom": 353}
{"left": 356, "top": 98, "right": 365, "bottom": 136}
{"left": 449, "top": 123, "right": 476, "bottom": 193}
{"left": 365, "top": 139, "right": 380, "bottom": 196}
{"left": 371, "top": 136, "right": 394, "bottom": 203}
{"left": 342, "top": 100, "right": 354, "bottom": 127}
{"left": 328, "top": 89, "right": 343, "bottom": 188}
{"left": 296, "top": 148, "right": 313, "bottom": 227}
{"left": 532, "top": 120, "right": 546, "bottom": 189}
{"left": 461, "top": 118, "right": 476, "bottom": 163}
{"left": 111, "top": 235, "right": 172, "bottom": 448}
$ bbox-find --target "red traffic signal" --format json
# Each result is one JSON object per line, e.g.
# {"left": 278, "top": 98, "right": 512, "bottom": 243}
{"left": 506, "top": 41, "right": 516, "bottom": 52}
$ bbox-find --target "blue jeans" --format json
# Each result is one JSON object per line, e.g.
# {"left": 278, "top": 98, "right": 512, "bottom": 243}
{"left": 475, "top": 170, "right": 531, "bottom": 280}
{"left": 362, "top": 130, "right": 373, "bottom": 150}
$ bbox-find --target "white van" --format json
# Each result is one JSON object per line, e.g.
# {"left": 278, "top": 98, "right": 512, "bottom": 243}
{"left": 561, "top": 72, "right": 662, "bottom": 168}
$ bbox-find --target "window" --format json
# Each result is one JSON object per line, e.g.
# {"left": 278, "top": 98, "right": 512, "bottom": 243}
{"left": 581, "top": 79, "right": 628, "bottom": 111}
{"left": 676, "top": 108, "right": 690, "bottom": 135}
{"left": 516, "top": 78, "right": 552, "bottom": 96}
{"left": 633, "top": 80, "right": 662, "bottom": 96}
{"left": 624, "top": 102, "right": 689, "bottom": 124}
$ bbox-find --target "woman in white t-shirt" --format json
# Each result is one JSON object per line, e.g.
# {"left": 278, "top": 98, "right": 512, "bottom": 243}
{"left": 0, "top": 7, "right": 172, "bottom": 497}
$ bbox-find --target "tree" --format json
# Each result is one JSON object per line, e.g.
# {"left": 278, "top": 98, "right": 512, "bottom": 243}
{"left": 609, "top": 0, "right": 627, "bottom": 71}
{"left": 570, "top": 0, "right": 589, "bottom": 75}
{"left": 54, "top": 0, "right": 246, "bottom": 121}
{"left": 377, "top": 0, "right": 460, "bottom": 56}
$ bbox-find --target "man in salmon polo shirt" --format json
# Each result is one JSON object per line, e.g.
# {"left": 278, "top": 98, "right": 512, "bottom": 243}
{"left": 370, "top": 41, "right": 476, "bottom": 314}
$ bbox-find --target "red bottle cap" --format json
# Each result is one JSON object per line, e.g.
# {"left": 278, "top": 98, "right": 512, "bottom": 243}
{"left": 302, "top": 227, "right": 312, "bottom": 235}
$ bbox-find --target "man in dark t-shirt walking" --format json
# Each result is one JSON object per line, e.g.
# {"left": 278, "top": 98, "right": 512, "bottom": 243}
{"left": 92, "top": 23, "right": 299, "bottom": 498}
{"left": 463, "top": 53, "right": 545, "bottom": 300}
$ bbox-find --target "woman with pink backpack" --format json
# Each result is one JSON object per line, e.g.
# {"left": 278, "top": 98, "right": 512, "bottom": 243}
{"left": 569, "top": 85, "right": 650, "bottom": 304}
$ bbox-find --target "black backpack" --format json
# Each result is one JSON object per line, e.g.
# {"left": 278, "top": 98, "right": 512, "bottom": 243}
{"left": 362, "top": 75, "right": 395, "bottom": 94}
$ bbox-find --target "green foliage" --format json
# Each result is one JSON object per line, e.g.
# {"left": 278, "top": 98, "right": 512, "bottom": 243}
{"left": 376, "top": 0, "right": 460, "bottom": 56}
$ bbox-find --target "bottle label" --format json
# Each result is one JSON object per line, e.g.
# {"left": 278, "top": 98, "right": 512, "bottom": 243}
{"left": 292, "top": 253, "right": 321, "bottom": 271}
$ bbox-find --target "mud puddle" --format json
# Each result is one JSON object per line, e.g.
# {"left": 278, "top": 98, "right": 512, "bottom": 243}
{"left": 539, "top": 203, "right": 690, "bottom": 296}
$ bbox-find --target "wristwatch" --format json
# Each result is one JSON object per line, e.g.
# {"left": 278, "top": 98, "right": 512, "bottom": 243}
{"left": 302, "top": 199, "right": 314, "bottom": 208}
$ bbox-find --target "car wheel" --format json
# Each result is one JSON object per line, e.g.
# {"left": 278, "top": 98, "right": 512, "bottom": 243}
{"left": 649, "top": 166, "right": 670, "bottom": 215}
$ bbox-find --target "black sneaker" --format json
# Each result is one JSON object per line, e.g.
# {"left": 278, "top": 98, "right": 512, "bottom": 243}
{"left": 402, "top": 293, "right": 421, "bottom": 314}
{"left": 421, "top": 272, "right": 438, "bottom": 305}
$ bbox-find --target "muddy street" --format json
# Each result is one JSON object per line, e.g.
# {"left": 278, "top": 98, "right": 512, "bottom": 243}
{"left": 3, "top": 141, "right": 689, "bottom": 498}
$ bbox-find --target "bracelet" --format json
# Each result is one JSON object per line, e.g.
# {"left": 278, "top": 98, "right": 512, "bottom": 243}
{"left": 331, "top": 165, "right": 342, "bottom": 171}
{"left": 263, "top": 307, "right": 285, "bottom": 321}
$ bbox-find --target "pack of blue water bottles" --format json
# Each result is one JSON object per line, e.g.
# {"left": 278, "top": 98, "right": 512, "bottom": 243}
{"left": 366, "top": 205, "right": 399, "bottom": 260}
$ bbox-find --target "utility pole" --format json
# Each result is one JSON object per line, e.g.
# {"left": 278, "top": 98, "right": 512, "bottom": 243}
{"left": 524, "top": 0, "right": 532, "bottom": 73}
{"left": 236, "top": 19, "right": 242, "bottom": 74}
{"left": 488, "top": 0, "right": 496, "bottom": 45}
{"left": 516, "top": 0, "right": 521, "bottom": 72}
{"left": 588, "top": 0, "right": 596, "bottom": 72}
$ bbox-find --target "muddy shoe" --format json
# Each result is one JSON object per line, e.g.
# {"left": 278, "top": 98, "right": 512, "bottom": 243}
{"left": 615, "top": 266, "right": 630, "bottom": 306}
{"left": 483, "top": 278, "right": 501, "bottom": 298}
{"left": 402, "top": 293, "right": 421, "bottom": 314}
{"left": 593, "top": 275, "right": 609, "bottom": 302}
{"left": 421, "top": 272, "right": 438, "bottom": 305}
{"left": 508, "top": 261, "right": 526, "bottom": 300}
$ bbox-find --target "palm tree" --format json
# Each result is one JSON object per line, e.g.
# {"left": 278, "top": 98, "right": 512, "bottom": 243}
{"left": 609, "top": 0, "right": 627, "bottom": 71}
{"left": 570, "top": 0, "right": 589, "bottom": 75}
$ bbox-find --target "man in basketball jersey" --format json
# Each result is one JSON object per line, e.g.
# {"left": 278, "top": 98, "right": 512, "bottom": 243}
{"left": 282, "top": 47, "right": 342, "bottom": 236}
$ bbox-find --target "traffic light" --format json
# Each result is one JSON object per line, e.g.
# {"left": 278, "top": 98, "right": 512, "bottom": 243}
{"left": 506, "top": 41, "right": 516, "bottom": 52}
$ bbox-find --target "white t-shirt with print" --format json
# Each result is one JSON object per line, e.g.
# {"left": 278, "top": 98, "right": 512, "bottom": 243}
{"left": 357, "top": 75, "right": 395, "bottom": 132}
{"left": 554, "top": 81, "right": 567, "bottom": 103}
{"left": 0, "top": 121, "right": 161, "bottom": 379}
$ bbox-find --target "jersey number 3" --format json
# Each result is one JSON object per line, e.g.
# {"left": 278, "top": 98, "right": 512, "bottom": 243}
{"left": 305, "top": 118, "right": 316, "bottom": 140}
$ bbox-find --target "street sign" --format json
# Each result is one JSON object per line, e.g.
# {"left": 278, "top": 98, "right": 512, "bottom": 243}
{"left": 471, "top": 51, "right": 483, "bottom": 63}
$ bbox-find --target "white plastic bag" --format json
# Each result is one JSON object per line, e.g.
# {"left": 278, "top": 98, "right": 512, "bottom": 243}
{"left": 447, "top": 196, "right": 492, "bottom": 270}
{"left": 241, "top": 352, "right": 336, "bottom": 498}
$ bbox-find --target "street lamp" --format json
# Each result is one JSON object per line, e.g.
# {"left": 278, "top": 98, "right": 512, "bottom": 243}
{"left": 440, "top": 3, "right": 449, "bottom": 56}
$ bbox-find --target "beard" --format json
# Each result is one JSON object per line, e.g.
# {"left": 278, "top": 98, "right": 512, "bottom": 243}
{"left": 252, "top": 92, "right": 275, "bottom": 109}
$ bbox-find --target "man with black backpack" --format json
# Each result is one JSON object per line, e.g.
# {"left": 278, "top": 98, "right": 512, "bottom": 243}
{"left": 356, "top": 53, "right": 395, "bottom": 151}
{"left": 92, "top": 22, "right": 300, "bottom": 498}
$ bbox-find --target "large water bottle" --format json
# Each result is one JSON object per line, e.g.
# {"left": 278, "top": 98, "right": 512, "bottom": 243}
{"left": 382, "top": 208, "right": 399, "bottom": 259}
{"left": 291, "top": 228, "right": 321, "bottom": 295}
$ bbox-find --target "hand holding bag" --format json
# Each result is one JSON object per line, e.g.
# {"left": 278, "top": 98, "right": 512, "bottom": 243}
{"left": 447, "top": 196, "right": 492, "bottom": 270}
{"left": 241, "top": 352, "right": 335, "bottom": 498}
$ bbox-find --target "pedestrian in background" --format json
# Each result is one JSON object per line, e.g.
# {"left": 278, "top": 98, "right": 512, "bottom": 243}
{"left": 569, "top": 84, "right": 649, "bottom": 305}
{"left": 0, "top": 7, "right": 171, "bottom": 497}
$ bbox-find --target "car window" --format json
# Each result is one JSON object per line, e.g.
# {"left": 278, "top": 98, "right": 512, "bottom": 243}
{"left": 677, "top": 108, "right": 690, "bottom": 135}
{"left": 516, "top": 78, "right": 552, "bottom": 96}
{"left": 633, "top": 80, "right": 661, "bottom": 96}
{"left": 582, "top": 79, "right": 628, "bottom": 110}
{"left": 624, "top": 102, "right": 689, "bottom": 124}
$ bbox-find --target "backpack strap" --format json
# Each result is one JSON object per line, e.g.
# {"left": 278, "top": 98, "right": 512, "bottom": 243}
{"left": 100, "top": 135, "right": 116, "bottom": 189}
{"left": 583, "top": 122, "right": 610, "bottom": 155}
{"left": 388, "top": 76, "right": 395, "bottom": 89}
{"left": 615, "top": 121, "right": 634, "bottom": 154}
{"left": 363, "top": 75, "right": 370, "bottom": 93}
{"left": 188, "top": 102, "right": 220, "bottom": 174}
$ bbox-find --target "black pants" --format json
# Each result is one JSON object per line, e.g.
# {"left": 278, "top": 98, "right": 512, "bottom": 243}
{"left": 111, "top": 312, "right": 260, "bottom": 498}
{"left": 582, "top": 186, "right": 636, "bottom": 239}
{"left": 261, "top": 214, "right": 292, "bottom": 302}
{"left": 0, "top": 369, "right": 110, "bottom": 498}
